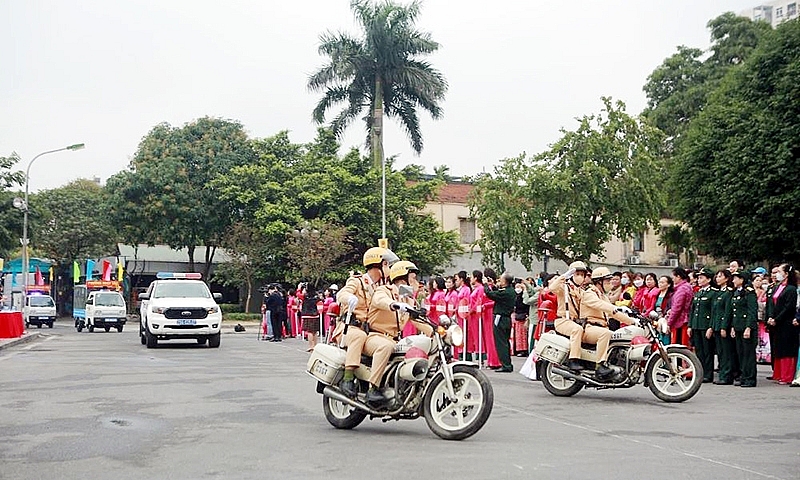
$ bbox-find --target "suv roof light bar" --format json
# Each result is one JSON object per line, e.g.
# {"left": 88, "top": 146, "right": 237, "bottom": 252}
{"left": 156, "top": 272, "right": 203, "bottom": 280}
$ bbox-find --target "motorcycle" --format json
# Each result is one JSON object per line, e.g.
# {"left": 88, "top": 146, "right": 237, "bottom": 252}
{"left": 306, "top": 300, "right": 494, "bottom": 440}
{"left": 534, "top": 310, "right": 703, "bottom": 403}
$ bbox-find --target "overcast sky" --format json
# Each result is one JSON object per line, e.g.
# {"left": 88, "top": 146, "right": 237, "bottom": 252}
{"left": 2, "top": 0, "right": 759, "bottom": 192}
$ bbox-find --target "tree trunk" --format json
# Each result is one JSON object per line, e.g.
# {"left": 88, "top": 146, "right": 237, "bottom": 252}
{"left": 244, "top": 276, "right": 252, "bottom": 314}
{"left": 203, "top": 245, "right": 216, "bottom": 281}
{"left": 371, "top": 75, "right": 384, "bottom": 169}
{"left": 187, "top": 245, "right": 195, "bottom": 273}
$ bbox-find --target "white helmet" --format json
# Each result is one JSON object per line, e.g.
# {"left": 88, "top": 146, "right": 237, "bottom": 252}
{"left": 329, "top": 284, "right": 339, "bottom": 291}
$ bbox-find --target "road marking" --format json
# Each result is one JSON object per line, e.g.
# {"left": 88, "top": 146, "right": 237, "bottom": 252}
{"left": 496, "top": 401, "right": 786, "bottom": 480}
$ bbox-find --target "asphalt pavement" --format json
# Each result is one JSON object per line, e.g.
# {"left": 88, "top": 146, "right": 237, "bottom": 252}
{"left": 0, "top": 321, "right": 797, "bottom": 480}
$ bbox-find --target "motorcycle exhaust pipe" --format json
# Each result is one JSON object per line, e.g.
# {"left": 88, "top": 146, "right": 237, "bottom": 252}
{"left": 322, "top": 386, "right": 383, "bottom": 416}
{"left": 551, "top": 366, "right": 606, "bottom": 388}
{"left": 398, "top": 359, "right": 428, "bottom": 381}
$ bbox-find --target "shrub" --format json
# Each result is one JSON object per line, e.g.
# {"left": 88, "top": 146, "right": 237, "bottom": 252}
{"left": 223, "top": 313, "right": 261, "bottom": 322}
{"left": 219, "top": 303, "right": 243, "bottom": 314}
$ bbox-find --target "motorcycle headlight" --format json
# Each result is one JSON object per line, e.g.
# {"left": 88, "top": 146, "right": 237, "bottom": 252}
{"left": 446, "top": 324, "right": 464, "bottom": 347}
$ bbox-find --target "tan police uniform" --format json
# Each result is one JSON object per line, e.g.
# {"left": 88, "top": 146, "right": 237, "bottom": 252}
{"left": 366, "top": 284, "right": 434, "bottom": 386}
{"left": 549, "top": 275, "right": 585, "bottom": 360}
{"left": 335, "top": 274, "right": 379, "bottom": 369}
{"left": 581, "top": 284, "right": 634, "bottom": 363}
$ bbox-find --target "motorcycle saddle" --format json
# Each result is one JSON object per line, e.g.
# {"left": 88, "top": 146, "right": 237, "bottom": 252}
{"left": 554, "top": 331, "right": 598, "bottom": 351}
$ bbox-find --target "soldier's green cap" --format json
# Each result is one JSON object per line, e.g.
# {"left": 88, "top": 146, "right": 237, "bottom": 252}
{"left": 697, "top": 268, "right": 714, "bottom": 279}
{"left": 732, "top": 269, "right": 750, "bottom": 280}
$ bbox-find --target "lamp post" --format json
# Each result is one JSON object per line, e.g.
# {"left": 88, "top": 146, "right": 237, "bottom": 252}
{"left": 21, "top": 143, "right": 85, "bottom": 294}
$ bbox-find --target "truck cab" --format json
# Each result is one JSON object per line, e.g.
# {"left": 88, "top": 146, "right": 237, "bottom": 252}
{"left": 24, "top": 293, "right": 57, "bottom": 328}
{"left": 85, "top": 290, "right": 127, "bottom": 332}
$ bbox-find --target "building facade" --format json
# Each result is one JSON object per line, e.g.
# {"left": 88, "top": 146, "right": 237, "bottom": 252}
{"left": 741, "top": 1, "right": 799, "bottom": 27}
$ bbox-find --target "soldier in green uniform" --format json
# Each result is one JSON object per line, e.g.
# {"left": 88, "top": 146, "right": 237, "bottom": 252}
{"left": 730, "top": 270, "right": 758, "bottom": 387}
{"left": 688, "top": 268, "right": 716, "bottom": 383}
{"left": 712, "top": 269, "right": 734, "bottom": 385}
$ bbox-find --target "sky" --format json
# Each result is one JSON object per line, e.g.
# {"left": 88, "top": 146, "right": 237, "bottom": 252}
{"left": 1, "top": 0, "right": 760, "bottom": 192}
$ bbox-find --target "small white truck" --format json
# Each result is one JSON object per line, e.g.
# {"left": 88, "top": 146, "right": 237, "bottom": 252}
{"left": 24, "top": 293, "right": 57, "bottom": 328}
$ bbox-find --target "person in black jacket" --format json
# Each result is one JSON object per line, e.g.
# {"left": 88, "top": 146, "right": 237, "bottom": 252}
{"left": 484, "top": 273, "right": 516, "bottom": 373}
{"left": 265, "top": 285, "right": 285, "bottom": 342}
{"left": 765, "top": 264, "right": 799, "bottom": 384}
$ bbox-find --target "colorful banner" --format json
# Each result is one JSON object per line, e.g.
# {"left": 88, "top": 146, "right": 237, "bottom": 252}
{"left": 34, "top": 266, "right": 43, "bottom": 286}
{"left": 49, "top": 266, "right": 54, "bottom": 283}
{"left": 86, "top": 259, "right": 95, "bottom": 281}
{"left": 101, "top": 260, "right": 111, "bottom": 281}
{"left": 117, "top": 261, "right": 123, "bottom": 281}
{"left": 73, "top": 261, "right": 80, "bottom": 284}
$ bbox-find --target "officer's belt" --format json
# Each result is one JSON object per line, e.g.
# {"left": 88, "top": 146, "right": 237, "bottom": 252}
{"left": 346, "top": 318, "right": 367, "bottom": 331}
{"left": 585, "top": 318, "right": 608, "bottom": 328}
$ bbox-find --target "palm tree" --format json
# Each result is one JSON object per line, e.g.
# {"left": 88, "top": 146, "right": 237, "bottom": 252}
{"left": 308, "top": 0, "right": 447, "bottom": 169}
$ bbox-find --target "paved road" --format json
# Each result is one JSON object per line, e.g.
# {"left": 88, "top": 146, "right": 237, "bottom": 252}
{"left": 0, "top": 322, "right": 797, "bottom": 480}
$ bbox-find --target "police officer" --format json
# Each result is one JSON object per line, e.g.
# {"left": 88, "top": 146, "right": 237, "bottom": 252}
{"left": 581, "top": 267, "right": 637, "bottom": 381}
{"left": 712, "top": 269, "right": 734, "bottom": 385}
{"left": 688, "top": 268, "right": 716, "bottom": 383}
{"left": 730, "top": 270, "right": 758, "bottom": 387}
{"left": 549, "top": 261, "right": 589, "bottom": 371}
{"left": 366, "top": 260, "right": 433, "bottom": 405}
{"left": 335, "top": 247, "right": 399, "bottom": 397}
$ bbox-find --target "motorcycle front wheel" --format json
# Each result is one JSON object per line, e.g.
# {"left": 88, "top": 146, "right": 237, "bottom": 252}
{"left": 322, "top": 394, "right": 367, "bottom": 430}
{"left": 645, "top": 348, "right": 703, "bottom": 403}
{"left": 539, "top": 361, "right": 584, "bottom": 397}
{"left": 423, "top": 364, "right": 493, "bottom": 441}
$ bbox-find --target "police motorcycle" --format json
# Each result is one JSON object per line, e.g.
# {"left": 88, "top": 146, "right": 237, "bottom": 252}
{"left": 534, "top": 309, "right": 703, "bottom": 403}
{"left": 306, "top": 285, "right": 494, "bottom": 440}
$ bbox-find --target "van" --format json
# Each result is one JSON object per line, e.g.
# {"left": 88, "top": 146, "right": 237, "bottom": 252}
{"left": 24, "top": 294, "right": 57, "bottom": 328}
{"left": 83, "top": 290, "right": 127, "bottom": 333}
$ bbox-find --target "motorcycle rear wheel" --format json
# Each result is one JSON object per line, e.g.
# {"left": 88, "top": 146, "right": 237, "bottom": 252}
{"left": 322, "top": 394, "right": 367, "bottom": 430}
{"left": 423, "top": 365, "right": 493, "bottom": 441}
{"left": 539, "top": 361, "right": 584, "bottom": 397}
{"left": 646, "top": 348, "right": 703, "bottom": 403}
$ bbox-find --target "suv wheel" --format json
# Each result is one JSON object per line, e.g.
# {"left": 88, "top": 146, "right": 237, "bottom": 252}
{"left": 139, "top": 323, "right": 146, "bottom": 344}
{"left": 208, "top": 332, "right": 221, "bottom": 348}
{"left": 145, "top": 325, "right": 158, "bottom": 348}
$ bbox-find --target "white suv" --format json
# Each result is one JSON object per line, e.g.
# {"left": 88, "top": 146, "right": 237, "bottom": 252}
{"left": 139, "top": 273, "right": 223, "bottom": 348}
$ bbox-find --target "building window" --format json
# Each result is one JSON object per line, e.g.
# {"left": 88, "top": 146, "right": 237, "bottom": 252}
{"left": 632, "top": 232, "right": 644, "bottom": 252}
{"left": 776, "top": 6, "right": 784, "bottom": 17}
{"left": 789, "top": 3, "right": 796, "bottom": 16}
{"left": 459, "top": 218, "right": 476, "bottom": 244}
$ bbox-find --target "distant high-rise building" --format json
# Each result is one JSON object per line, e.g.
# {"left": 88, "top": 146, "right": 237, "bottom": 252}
{"left": 741, "top": 1, "right": 799, "bottom": 27}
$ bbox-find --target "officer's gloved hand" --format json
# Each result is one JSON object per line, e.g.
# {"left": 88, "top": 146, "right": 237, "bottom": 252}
{"left": 561, "top": 268, "right": 576, "bottom": 280}
{"left": 391, "top": 302, "right": 409, "bottom": 313}
{"left": 347, "top": 296, "right": 358, "bottom": 312}
{"left": 614, "top": 306, "right": 632, "bottom": 316}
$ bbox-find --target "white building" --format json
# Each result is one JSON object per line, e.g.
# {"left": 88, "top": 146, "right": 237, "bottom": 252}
{"left": 741, "top": 1, "right": 799, "bottom": 27}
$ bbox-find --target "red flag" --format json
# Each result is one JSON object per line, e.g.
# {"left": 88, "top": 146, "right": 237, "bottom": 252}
{"left": 101, "top": 260, "right": 112, "bottom": 281}
{"left": 34, "top": 266, "right": 44, "bottom": 286}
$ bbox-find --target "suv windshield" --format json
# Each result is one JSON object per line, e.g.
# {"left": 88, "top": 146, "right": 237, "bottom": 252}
{"left": 153, "top": 282, "right": 211, "bottom": 299}
{"left": 29, "top": 296, "right": 55, "bottom": 307}
{"left": 95, "top": 293, "right": 124, "bottom": 307}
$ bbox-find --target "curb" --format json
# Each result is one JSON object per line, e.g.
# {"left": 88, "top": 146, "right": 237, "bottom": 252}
{"left": 0, "top": 332, "right": 42, "bottom": 351}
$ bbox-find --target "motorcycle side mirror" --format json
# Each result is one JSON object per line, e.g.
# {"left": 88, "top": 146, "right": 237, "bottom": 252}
{"left": 648, "top": 310, "right": 660, "bottom": 320}
{"left": 398, "top": 284, "right": 415, "bottom": 299}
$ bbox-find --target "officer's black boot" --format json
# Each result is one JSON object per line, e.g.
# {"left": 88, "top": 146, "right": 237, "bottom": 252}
{"left": 567, "top": 359, "right": 584, "bottom": 371}
{"left": 340, "top": 370, "right": 357, "bottom": 397}
{"left": 365, "top": 386, "right": 387, "bottom": 406}
{"left": 595, "top": 361, "right": 621, "bottom": 381}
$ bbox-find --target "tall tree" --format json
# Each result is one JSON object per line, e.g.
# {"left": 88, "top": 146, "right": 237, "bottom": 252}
{"left": 0, "top": 153, "right": 25, "bottom": 258}
{"left": 115, "top": 117, "right": 255, "bottom": 278}
{"left": 674, "top": 20, "right": 800, "bottom": 263}
{"left": 284, "top": 219, "right": 350, "bottom": 289}
{"left": 212, "top": 222, "right": 272, "bottom": 313}
{"left": 308, "top": 0, "right": 447, "bottom": 167}
{"left": 470, "top": 98, "right": 666, "bottom": 266}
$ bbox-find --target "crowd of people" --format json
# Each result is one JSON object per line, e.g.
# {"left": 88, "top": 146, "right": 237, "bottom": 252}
{"left": 262, "top": 255, "right": 800, "bottom": 390}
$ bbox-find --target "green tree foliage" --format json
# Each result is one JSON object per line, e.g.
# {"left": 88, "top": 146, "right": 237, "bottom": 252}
{"left": 674, "top": 20, "right": 800, "bottom": 264}
{"left": 643, "top": 13, "right": 771, "bottom": 142}
{"left": 308, "top": 0, "right": 447, "bottom": 167}
{"left": 284, "top": 219, "right": 350, "bottom": 289}
{"left": 107, "top": 117, "right": 255, "bottom": 278}
{"left": 214, "top": 128, "right": 460, "bottom": 281}
{"left": 0, "top": 152, "right": 25, "bottom": 258}
{"left": 32, "top": 179, "right": 115, "bottom": 266}
{"left": 470, "top": 98, "right": 666, "bottom": 266}
{"left": 212, "top": 222, "right": 272, "bottom": 313}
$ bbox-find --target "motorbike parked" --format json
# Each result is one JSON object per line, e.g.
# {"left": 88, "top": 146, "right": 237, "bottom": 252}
{"left": 534, "top": 310, "right": 703, "bottom": 403}
{"left": 306, "top": 302, "right": 493, "bottom": 440}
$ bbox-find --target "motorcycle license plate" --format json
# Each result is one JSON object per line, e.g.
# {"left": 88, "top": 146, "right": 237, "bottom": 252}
{"left": 313, "top": 360, "right": 330, "bottom": 378}
{"left": 177, "top": 319, "right": 196, "bottom": 326}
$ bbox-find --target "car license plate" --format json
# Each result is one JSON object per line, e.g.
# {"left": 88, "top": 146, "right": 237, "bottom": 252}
{"left": 177, "top": 319, "right": 196, "bottom": 326}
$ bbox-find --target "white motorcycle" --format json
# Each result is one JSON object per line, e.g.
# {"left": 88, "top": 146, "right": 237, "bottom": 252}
{"left": 306, "top": 303, "right": 493, "bottom": 440}
{"left": 534, "top": 310, "right": 703, "bottom": 403}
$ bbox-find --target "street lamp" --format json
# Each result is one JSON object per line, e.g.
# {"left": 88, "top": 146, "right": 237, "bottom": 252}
{"left": 21, "top": 143, "right": 85, "bottom": 294}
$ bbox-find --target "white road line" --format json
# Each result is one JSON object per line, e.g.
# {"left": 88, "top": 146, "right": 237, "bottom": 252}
{"left": 496, "top": 401, "right": 786, "bottom": 480}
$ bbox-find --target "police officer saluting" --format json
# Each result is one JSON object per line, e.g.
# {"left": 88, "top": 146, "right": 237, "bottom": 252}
{"left": 688, "top": 268, "right": 715, "bottom": 383}
{"left": 335, "top": 247, "right": 399, "bottom": 398}
{"left": 730, "top": 270, "right": 758, "bottom": 387}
